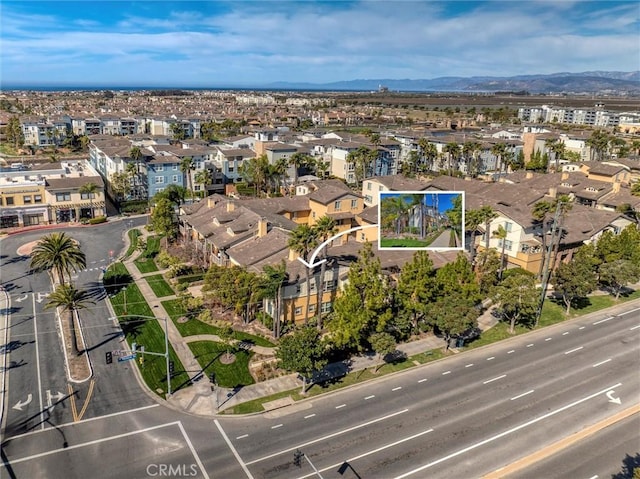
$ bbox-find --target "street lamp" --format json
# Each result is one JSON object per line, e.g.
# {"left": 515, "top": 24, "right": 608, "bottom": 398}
{"left": 110, "top": 314, "right": 172, "bottom": 396}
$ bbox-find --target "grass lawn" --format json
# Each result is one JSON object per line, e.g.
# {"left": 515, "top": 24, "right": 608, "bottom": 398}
{"left": 380, "top": 238, "right": 432, "bottom": 248}
{"left": 145, "top": 274, "right": 175, "bottom": 297}
{"left": 107, "top": 264, "right": 189, "bottom": 396}
{"left": 188, "top": 341, "right": 255, "bottom": 388}
{"left": 162, "top": 299, "right": 275, "bottom": 347}
{"left": 134, "top": 258, "right": 159, "bottom": 274}
{"left": 124, "top": 229, "right": 141, "bottom": 258}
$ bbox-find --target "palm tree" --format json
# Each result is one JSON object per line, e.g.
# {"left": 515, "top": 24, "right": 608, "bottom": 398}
{"left": 313, "top": 216, "right": 337, "bottom": 328}
{"left": 477, "top": 205, "right": 498, "bottom": 251}
{"left": 45, "top": 284, "right": 94, "bottom": 356}
{"left": 288, "top": 224, "right": 319, "bottom": 324}
{"left": 492, "top": 224, "right": 508, "bottom": 280}
{"left": 193, "top": 169, "right": 213, "bottom": 198}
{"left": 78, "top": 182, "right": 99, "bottom": 218}
{"left": 288, "top": 152, "right": 310, "bottom": 185}
{"left": 129, "top": 146, "right": 143, "bottom": 199}
{"left": 30, "top": 232, "right": 87, "bottom": 286}
{"left": 545, "top": 138, "right": 566, "bottom": 172}
{"left": 465, "top": 208, "right": 483, "bottom": 265}
{"left": 531, "top": 200, "right": 554, "bottom": 280}
{"left": 125, "top": 162, "right": 138, "bottom": 200}
{"left": 491, "top": 142, "right": 508, "bottom": 179}
{"left": 259, "top": 262, "right": 288, "bottom": 338}
{"left": 180, "top": 156, "right": 195, "bottom": 198}
{"left": 443, "top": 142, "right": 460, "bottom": 176}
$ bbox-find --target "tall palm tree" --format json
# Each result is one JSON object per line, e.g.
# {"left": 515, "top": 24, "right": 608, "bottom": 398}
{"left": 313, "top": 215, "right": 337, "bottom": 328}
{"left": 129, "top": 146, "right": 143, "bottom": 199}
{"left": 45, "top": 284, "right": 94, "bottom": 356}
{"left": 193, "top": 169, "right": 213, "bottom": 198}
{"left": 477, "top": 205, "right": 498, "bottom": 252}
{"left": 78, "top": 182, "right": 99, "bottom": 218}
{"left": 491, "top": 142, "right": 508, "bottom": 179}
{"left": 180, "top": 156, "right": 195, "bottom": 198}
{"left": 30, "top": 232, "right": 87, "bottom": 286}
{"left": 288, "top": 152, "right": 311, "bottom": 185}
{"left": 259, "top": 262, "right": 288, "bottom": 338}
{"left": 531, "top": 200, "right": 554, "bottom": 280}
{"left": 443, "top": 142, "right": 460, "bottom": 176}
{"left": 465, "top": 208, "right": 483, "bottom": 265}
{"left": 288, "top": 224, "right": 319, "bottom": 324}
{"left": 492, "top": 224, "right": 508, "bottom": 280}
{"left": 125, "top": 162, "right": 138, "bottom": 199}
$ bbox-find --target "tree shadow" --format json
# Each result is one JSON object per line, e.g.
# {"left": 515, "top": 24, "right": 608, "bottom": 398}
{"left": 611, "top": 452, "right": 640, "bottom": 479}
{"left": 103, "top": 272, "right": 133, "bottom": 296}
{"left": 83, "top": 330, "right": 124, "bottom": 353}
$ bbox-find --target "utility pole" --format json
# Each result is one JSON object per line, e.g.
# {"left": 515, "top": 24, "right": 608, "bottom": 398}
{"left": 535, "top": 200, "right": 563, "bottom": 326}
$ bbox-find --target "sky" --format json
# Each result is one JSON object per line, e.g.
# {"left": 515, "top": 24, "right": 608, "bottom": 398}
{"left": 1, "top": 1, "right": 638, "bottom": 88}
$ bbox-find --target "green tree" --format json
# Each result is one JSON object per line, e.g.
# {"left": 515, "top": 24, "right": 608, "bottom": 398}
{"left": 194, "top": 169, "right": 213, "bottom": 198}
{"left": 445, "top": 194, "right": 463, "bottom": 239}
{"left": 475, "top": 249, "right": 501, "bottom": 295}
{"left": 30, "top": 232, "right": 87, "bottom": 286}
{"left": 6, "top": 116, "right": 25, "bottom": 150}
{"left": 492, "top": 224, "right": 508, "bottom": 280}
{"left": 427, "top": 293, "right": 478, "bottom": 351}
{"left": 347, "top": 146, "right": 377, "bottom": 185}
{"left": 45, "top": 284, "right": 94, "bottom": 356}
{"left": 218, "top": 325, "right": 235, "bottom": 360}
{"left": 491, "top": 142, "right": 508, "bottom": 177}
{"left": 257, "top": 262, "right": 288, "bottom": 338}
{"left": 493, "top": 273, "right": 539, "bottom": 334}
{"left": 78, "top": 182, "right": 99, "bottom": 218}
{"left": 395, "top": 251, "right": 435, "bottom": 334}
{"left": 369, "top": 332, "right": 396, "bottom": 373}
{"left": 477, "top": 205, "right": 498, "bottom": 251}
{"left": 180, "top": 156, "right": 195, "bottom": 197}
{"left": 328, "top": 242, "right": 393, "bottom": 351}
{"left": 288, "top": 224, "right": 319, "bottom": 323}
{"left": 277, "top": 326, "right": 327, "bottom": 393}
{"left": 151, "top": 197, "right": 178, "bottom": 239}
{"left": 170, "top": 122, "right": 186, "bottom": 141}
{"left": 443, "top": 142, "right": 460, "bottom": 176}
{"left": 154, "top": 184, "right": 188, "bottom": 206}
{"left": 433, "top": 253, "right": 481, "bottom": 305}
{"left": 110, "top": 172, "right": 131, "bottom": 202}
{"left": 240, "top": 155, "right": 270, "bottom": 196}
{"left": 552, "top": 252, "right": 597, "bottom": 315}
{"left": 586, "top": 129, "right": 611, "bottom": 161}
{"left": 598, "top": 259, "right": 640, "bottom": 299}
{"left": 531, "top": 200, "right": 555, "bottom": 279}
{"left": 313, "top": 216, "right": 337, "bottom": 328}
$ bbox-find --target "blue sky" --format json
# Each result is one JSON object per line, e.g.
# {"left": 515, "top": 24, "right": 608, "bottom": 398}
{"left": 1, "top": 1, "right": 638, "bottom": 87}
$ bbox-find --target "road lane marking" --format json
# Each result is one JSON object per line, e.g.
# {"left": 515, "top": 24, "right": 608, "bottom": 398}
{"left": 68, "top": 384, "right": 79, "bottom": 422}
{"left": 483, "top": 374, "right": 507, "bottom": 385}
{"left": 393, "top": 383, "right": 622, "bottom": 479}
{"left": 507, "top": 350, "right": 515, "bottom": 354}
{"left": 178, "top": 421, "right": 210, "bottom": 479}
{"left": 33, "top": 293, "right": 45, "bottom": 430}
{"left": 310, "top": 428, "right": 435, "bottom": 477}
{"left": 76, "top": 379, "right": 95, "bottom": 421}
{"left": 564, "top": 346, "right": 584, "bottom": 355}
{"left": 592, "top": 359, "right": 611, "bottom": 368}
{"left": 364, "top": 395, "right": 375, "bottom": 400}
{"left": 304, "top": 414, "right": 316, "bottom": 419}
{"left": 593, "top": 317, "right": 614, "bottom": 325}
{"left": 589, "top": 475, "right": 599, "bottom": 479}
{"left": 236, "top": 434, "right": 249, "bottom": 439}
{"left": 418, "top": 379, "right": 428, "bottom": 383}
{"left": 271, "top": 424, "right": 283, "bottom": 429}
{"left": 630, "top": 325, "right": 640, "bottom": 331}
{"left": 510, "top": 390, "right": 534, "bottom": 401}
{"left": 246, "top": 408, "right": 409, "bottom": 465}
{"left": 545, "top": 338, "right": 552, "bottom": 341}
{"left": 442, "top": 371, "right": 451, "bottom": 375}
{"left": 487, "top": 357, "right": 495, "bottom": 361}
{"left": 465, "top": 364, "right": 474, "bottom": 368}
{"left": 579, "top": 326, "right": 585, "bottom": 330}
{"left": 526, "top": 344, "right": 534, "bottom": 347}
{"left": 335, "top": 404, "right": 346, "bottom": 409}
{"left": 618, "top": 307, "right": 640, "bottom": 316}
{"left": 6, "top": 421, "right": 182, "bottom": 465}
{"left": 562, "top": 332, "right": 569, "bottom": 335}
{"left": 392, "top": 387, "right": 402, "bottom": 391}
{"left": 215, "top": 420, "right": 254, "bottom": 479}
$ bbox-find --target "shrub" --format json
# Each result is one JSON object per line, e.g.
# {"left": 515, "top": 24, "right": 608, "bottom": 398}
{"left": 89, "top": 216, "right": 107, "bottom": 225}
{"left": 120, "top": 200, "right": 148, "bottom": 214}
{"left": 175, "top": 281, "right": 189, "bottom": 292}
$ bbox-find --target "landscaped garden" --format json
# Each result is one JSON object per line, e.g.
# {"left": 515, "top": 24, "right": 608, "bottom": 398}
{"left": 145, "top": 274, "right": 175, "bottom": 297}
{"left": 188, "top": 340, "right": 255, "bottom": 388}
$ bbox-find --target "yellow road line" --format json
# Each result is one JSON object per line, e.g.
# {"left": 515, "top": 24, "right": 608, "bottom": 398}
{"left": 483, "top": 403, "right": 640, "bottom": 478}
{"left": 68, "top": 384, "right": 79, "bottom": 422}
{"left": 76, "top": 379, "right": 95, "bottom": 421}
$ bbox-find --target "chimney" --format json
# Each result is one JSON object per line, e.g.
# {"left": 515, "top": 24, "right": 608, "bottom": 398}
{"left": 561, "top": 172, "right": 569, "bottom": 181}
{"left": 526, "top": 171, "right": 533, "bottom": 179}
{"left": 548, "top": 187, "right": 557, "bottom": 198}
{"left": 612, "top": 181, "right": 621, "bottom": 193}
{"left": 226, "top": 201, "right": 235, "bottom": 212}
{"left": 257, "top": 218, "right": 268, "bottom": 238}
{"left": 289, "top": 248, "right": 298, "bottom": 261}
{"left": 207, "top": 196, "right": 216, "bottom": 208}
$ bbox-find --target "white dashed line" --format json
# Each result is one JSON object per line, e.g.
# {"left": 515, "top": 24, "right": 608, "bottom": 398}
{"left": 510, "top": 390, "right": 534, "bottom": 401}
{"left": 335, "top": 404, "right": 346, "bottom": 409}
{"left": 630, "top": 325, "right": 640, "bottom": 331}
{"left": 507, "top": 350, "right": 515, "bottom": 354}
{"left": 487, "top": 357, "right": 495, "bottom": 361}
{"left": 593, "top": 317, "right": 614, "bottom": 325}
{"left": 465, "top": 364, "right": 474, "bottom": 368}
{"left": 483, "top": 374, "right": 507, "bottom": 385}
{"left": 392, "top": 387, "right": 402, "bottom": 392}
{"left": 526, "top": 344, "right": 534, "bottom": 348}
{"left": 364, "top": 395, "right": 375, "bottom": 400}
{"left": 442, "top": 371, "right": 451, "bottom": 375}
{"left": 418, "top": 379, "right": 428, "bottom": 383}
{"left": 271, "top": 424, "right": 283, "bottom": 429}
{"left": 592, "top": 359, "right": 611, "bottom": 368}
{"left": 618, "top": 307, "right": 640, "bottom": 316}
{"left": 564, "top": 346, "right": 584, "bottom": 355}
{"left": 545, "top": 338, "right": 552, "bottom": 341}
{"left": 562, "top": 332, "right": 569, "bottom": 335}
{"left": 579, "top": 326, "right": 585, "bottom": 330}
{"left": 304, "top": 414, "right": 316, "bottom": 419}
{"left": 236, "top": 434, "right": 249, "bottom": 439}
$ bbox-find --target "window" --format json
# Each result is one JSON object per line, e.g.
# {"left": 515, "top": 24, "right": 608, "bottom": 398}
{"left": 365, "top": 195, "right": 372, "bottom": 204}
{"left": 155, "top": 176, "right": 165, "bottom": 184}
{"left": 323, "top": 280, "right": 337, "bottom": 291}
{"left": 321, "top": 302, "right": 333, "bottom": 313}
{"left": 172, "top": 164, "right": 178, "bottom": 170}
{"left": 334, "top": 200, "right": 341, "bottom": 211}
{"left": 0, "top": 197, "right": 3, "bottom": 206}
{"left": 228, "top": 166, "right": 234, "bottom": 173}
{"left": 505, "top": 221, "right": 513, "bottom": 233}
{"left": 172, "top": 175, "right": 179, "bottom": 182}
{"left": 80, "top": 192, "right": 94, "bottom": 200}
{"left": 294, "top": 306, "right": 302, "bottom": 316}
{"left": 295, "top": 285, "right": 301, "bottom": 294}
{"left": 157, "top": 165, "right": 164, "bottom": 171}
{"left": 308, "top": 304, "right": 316, "bottom": 313}
{"left": 6, "top": 196, "right": 14, "bottom": 206}
{"left": 23, "top": 195, "right": 32, "bottom": 204}
{"left": 351, "top": 199, "right": 358, "bottom": 209}
{"left": 498, "top": 239, "right": 513, "bottom": 251}
{"left": 367, "top": 182, "right": 372, "bottom": 191}
{"left": 55, "top": 192, "right": 71, "bottom": 202}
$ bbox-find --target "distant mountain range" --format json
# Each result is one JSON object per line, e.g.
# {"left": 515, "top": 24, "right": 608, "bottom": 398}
{"left": 266, "top": 71, "right": 640, "bottom": 94}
